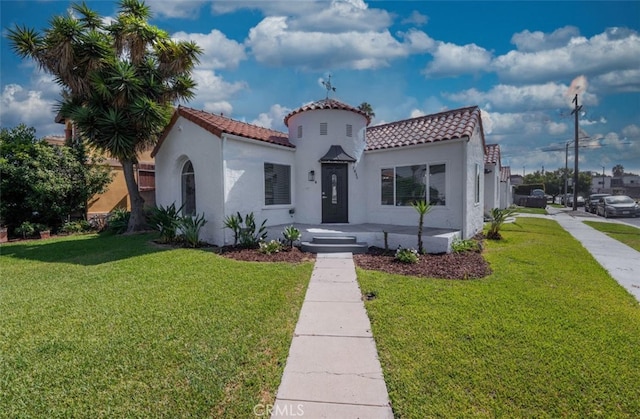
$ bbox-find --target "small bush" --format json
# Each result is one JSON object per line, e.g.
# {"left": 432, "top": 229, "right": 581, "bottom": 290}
{"left": 487, "top": 207, "right": 519, "bottom": 240}
{"left": 258, "top": 239, "right": 283, "bottom": 255}
{"left": 107, "top": 208, "right": 130, "bottom": 234}
{"left": 179, "top": 213, "right": 207, "bottom": 248}
{"left": 15, "top": 221, "right": 37, "bottom": 238}
{"left": 149, "top": 203, "right": 183, "bottom": 243}
{"left": 61, "top": 220, "right": 91, "bottom": 234}
{"left": 238, "top": 213, "right": 267, "bottom": 248}
{"left": 451, "top": 238, "right": 480, "bottom": 253}
{"left": 223, "top": 213, "right": 242, "bottom": 246}
{"left": 282, "top": 225, "right": 301, "bottom": 248}
{"left": 395, "top": 247, "right": 419, "bottom": 264}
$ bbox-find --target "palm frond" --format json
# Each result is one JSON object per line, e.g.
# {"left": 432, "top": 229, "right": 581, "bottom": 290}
{"left": 72, "top": 2, "right": 104, "bottom": 30}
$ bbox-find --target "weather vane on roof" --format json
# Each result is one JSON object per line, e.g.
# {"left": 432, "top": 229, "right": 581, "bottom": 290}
{"left": 322, "top": 75, "right": 336, "bottom": 99}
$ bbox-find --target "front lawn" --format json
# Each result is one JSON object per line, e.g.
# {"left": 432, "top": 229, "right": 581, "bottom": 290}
{"left": 359, "top": 217, "right": 640, "bottom": 417}
{"left": 583, "top": 220, "right": 640, "bottom": 252}
{"left": 0, "top": 233, "right": 312, "bottom": 417}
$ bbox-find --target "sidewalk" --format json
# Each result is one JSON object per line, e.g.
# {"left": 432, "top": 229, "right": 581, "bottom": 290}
{"left": 272, "top": 253, "right": 393, "bottom": 418}
{"left": 543, "top": 208, "right": 640, "bottom": 303}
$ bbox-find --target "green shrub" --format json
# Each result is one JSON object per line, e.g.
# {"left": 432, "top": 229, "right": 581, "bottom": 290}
{"left": 14, "top": 221, "right": 37, "bottom": 238}
{"left": 223, "top": 213, "right": 242, "bottom": 246}
{"left": 107, "top": 208, "right": 130, "bottom": 234}
{"left": 395, "top": 247, "right": 419, "bottom": 264}
{"left": 282, "top": 225, "right": 301, "bottom": 248}
{"left": 258, "top": 239, "right": 283, "bottom": 255}
{"left": 178, "top": 213, "right": 207, "bottom": 248}
{"left": 149, "top": 203, "right": 183, "bottom": 243}
{"left": 487, "top": 207, "right": 519, "bottom": 240}
{"left": 238, "top": 213, "right": 267, "bottom": 248}
{"left": 451, "top": 238, "right": 480, "bottom": 253}
{"left": 61, "top": 220, "right": 91, "bottom": 234}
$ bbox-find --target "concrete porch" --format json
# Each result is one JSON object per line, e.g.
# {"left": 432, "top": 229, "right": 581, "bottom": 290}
{"left": 266, "top": 223, "right": 461, "bottom": 254}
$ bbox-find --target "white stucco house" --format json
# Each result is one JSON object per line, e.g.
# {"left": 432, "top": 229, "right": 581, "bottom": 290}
{"left": 152, "top": 98, "right": 487, "bottom": 252}
{"left": 484, "top": 143, "right": 511, "bottom": 212}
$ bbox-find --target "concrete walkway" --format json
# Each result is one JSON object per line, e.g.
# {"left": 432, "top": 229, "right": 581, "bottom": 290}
{"left": 525, "top": 208, "right": 640, "bottom": 303}
{"left": 272, "top": 253, "right": 393, "bottom": 418}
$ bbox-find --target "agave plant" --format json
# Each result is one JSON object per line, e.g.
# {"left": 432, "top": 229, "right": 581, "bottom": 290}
{"left": 487, "top": 207, "right": 519, "bottom": 240}
{"left": 282, "top": 225, "right": 301, "bottom": 248}
{"left": 149, "top": 203, "right": 183, "bottom": 243}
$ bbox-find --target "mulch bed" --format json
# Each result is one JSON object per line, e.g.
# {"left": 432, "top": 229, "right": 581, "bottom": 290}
{"left": 353, "top": 247, "right": 491, "bottom": 280}
{"left": 218, "top": 245, "right": 491, "bottom": 280}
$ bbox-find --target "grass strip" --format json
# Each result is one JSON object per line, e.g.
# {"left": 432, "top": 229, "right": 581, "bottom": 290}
{"left": 0, "top": 233, "right": 312, "bottom": 418}
{"left": 358, "top": 217, "right": 640, "bottom": 417}
{"left": 583, "top": 220, "right": 640, "bottom": 252}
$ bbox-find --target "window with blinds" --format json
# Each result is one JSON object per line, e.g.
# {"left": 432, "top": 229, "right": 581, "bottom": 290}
{"left": 264, "top": 163, "right": 291, "bottom": 205}
{"left": 320, "top": 122, "right": 328, "bottom": 135}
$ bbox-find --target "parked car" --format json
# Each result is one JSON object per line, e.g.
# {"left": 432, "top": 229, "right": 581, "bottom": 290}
{"left": 565, "top": 195, "right": 585, "bottom": 207}
{"left": 585, "top": 193, "right": 611, "bottom": 213}
{"left": 596, "top": 195, "right": 640, "bottom": 218}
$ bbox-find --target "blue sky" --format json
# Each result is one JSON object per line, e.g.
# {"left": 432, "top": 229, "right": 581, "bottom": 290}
{"left": 2, "top": 0, "right": 639, "bottom": 175}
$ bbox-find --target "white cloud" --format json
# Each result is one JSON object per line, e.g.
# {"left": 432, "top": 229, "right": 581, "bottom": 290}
{"left": 422, "top": 41, "right": 492, "bottom": 77}
{"left": 147, "top": 0, "right": 206, "bottom": 19}
{"left": 593, "top": 69, "right": 640, "bottom": 93}
{"left": 409, "top": 109, "right": 426, "bottom": 118}
{"left": 511, "top": 26, "right": 580, "bottom": 52}
{"left": 250, "top": 104, "right": 291, "bottom": 131}
{"left": 172, "top": 29, "right": 246, "bottom": 70}
{"left": 402, "top": 11, "right": 428, "bottom": 26}
{"left": 547, "top": 121, "right": 567, "bottom": 136}
{"left": 203, "top": 101, "right": 233, "bottom": 116}
{"left": 493, "top": 27, "right": 640, "bottom": 84}
{"left": 0, "top": 81, "right": 60, "bottom": 137}
{"left": 246, "top": 16, "right": 417, "bottom": 70}
{"left": 289, "top": 0, "right": 392, "bottom": 33}
{"left": 190, "top": 70, "right": 247, "bottom": 111}
{"left": 445, "top": 82, "right": 598, "bottom": 113}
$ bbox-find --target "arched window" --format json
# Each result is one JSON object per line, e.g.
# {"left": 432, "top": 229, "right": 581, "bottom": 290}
{"left": 181, "top": 160, "right": 196, "bottom": 216}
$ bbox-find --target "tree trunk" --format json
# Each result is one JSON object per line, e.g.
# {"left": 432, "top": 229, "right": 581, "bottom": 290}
{"left": 121, "top": 158, "right": 146, "bottom": 233}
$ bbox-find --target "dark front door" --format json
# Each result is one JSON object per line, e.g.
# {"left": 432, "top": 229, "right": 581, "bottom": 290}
{"left": 321, "top": 164, "right": 348, "bottom": 223}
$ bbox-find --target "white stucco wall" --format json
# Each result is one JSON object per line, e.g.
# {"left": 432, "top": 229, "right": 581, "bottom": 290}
{"left": 288, "top": 108, "right": 369, "bottom": 224}
{"left": 363, "top": 140, "right": 465, "bottom": 231}
{"left": 462, "top": 126, "right": 485, "bottom": 239}
{"left": 484, "top": 164, "right": 499, "bottom": 214}
{"left": 222, "top": 134, "right": 295, "bottom": 244}
{"left": 154, "top": 117, "right": 225, "bottom": 244}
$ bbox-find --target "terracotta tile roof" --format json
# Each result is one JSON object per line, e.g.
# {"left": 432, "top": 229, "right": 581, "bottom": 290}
{"left": 153, "top": 106, "right": 292, "bottom": 157}
{"left": 365, "top": 106, "right": 483, "bottom": 151}
{"left": 284, "top": 98, "right": 371, "bottom": 127}
{"left": 485, "top": 144, "right": 501, "bottom": 165}
{"left": 500, "top": 166, "right": 511, "bottom": 182}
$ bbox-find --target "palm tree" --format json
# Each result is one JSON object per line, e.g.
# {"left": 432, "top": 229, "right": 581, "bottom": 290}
{"left": 358, "top": 102, "right": 376, "bottom": 119}
{"left": 8, "top": 0, "right": 202, "bottom": 232}
{"left": 612, "top": 164, "right": 625, "bottom": 177}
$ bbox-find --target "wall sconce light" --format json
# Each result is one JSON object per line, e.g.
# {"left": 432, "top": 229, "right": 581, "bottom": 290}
{"left": 484, "top": 168, "right": 492, "bottom": 174}
{"left": 308, "top": 170, "right": 315, "bottom": 182}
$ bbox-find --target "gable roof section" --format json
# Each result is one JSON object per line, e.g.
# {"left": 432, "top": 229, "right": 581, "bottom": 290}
{"left": 485, "top": 144, "right": 501, "bottom": 165}
{"left": 500, "top": 166, "right": 511, "bottom": 182}
{"left": 152, "top": 106, "right": 292, "bottom": 157}
{"left": 284, "top": 98, "right": 371, "bottom": 127}
{"left": 365, "top": 106, "right": 483, "bottom": 151}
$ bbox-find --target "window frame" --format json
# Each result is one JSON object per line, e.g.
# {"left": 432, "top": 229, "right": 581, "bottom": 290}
{"left": 380, "top": 163, "right": 447, "bottom": 207}
{"left": 181, "top": 160, "right": 196, "bottom": 216}
{"left": 264, "top": 162, "right": 292, "bottom": 206}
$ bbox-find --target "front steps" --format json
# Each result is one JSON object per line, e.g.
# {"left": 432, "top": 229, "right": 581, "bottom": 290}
{"left": 301, "top": 236, "right": 368, "bottom": 254}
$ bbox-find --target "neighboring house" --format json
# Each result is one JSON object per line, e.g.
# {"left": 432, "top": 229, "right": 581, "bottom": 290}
{"left": 153, "top": 99, "right": 486, "bottom": 250}
{"left": 591, "top": 173, "right": 640, "bottom": 198}
{"left": 500, "top": 166, "right": 512, "bottom": 209}
{"left": 484, "top": 144, "right": 501, "bottom": 213}
{"left": 510, "top": 174, "right": 524, "bottom": 187}
{"left": 48, "top": 118, "right": 156, "bottom": 218}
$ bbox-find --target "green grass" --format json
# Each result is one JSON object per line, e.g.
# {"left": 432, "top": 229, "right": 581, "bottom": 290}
{"left": 514, "top": 206, "right": 547, "bottom": 215}
{"left": 583, "top": 220, "right": 640, "bottom": 252}
{"left": 0, "top": 233, "right": 312, "bottom": 418}
{"left": 359, "top": 218, "right": 640, "bottom": 418}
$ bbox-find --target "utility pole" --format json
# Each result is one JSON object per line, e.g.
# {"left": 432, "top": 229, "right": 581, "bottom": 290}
{"left": 602, "top": 166, "right": 605, "bottom": 193}
{"left": 564, "top": 141, "right": 570, "bottom": 207}
{"left": 571, "top": 94, "right": 582, "bottom": 211}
